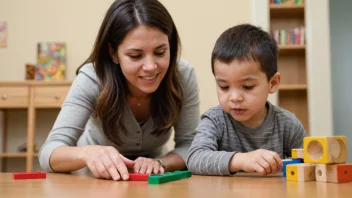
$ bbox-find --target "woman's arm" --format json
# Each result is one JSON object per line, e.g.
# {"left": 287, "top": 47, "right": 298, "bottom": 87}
{"left": 39, "top": 64, "right": 99, "bottom": 172}
{"left": 168, "top": 60, "right": 201, "bottom": 169}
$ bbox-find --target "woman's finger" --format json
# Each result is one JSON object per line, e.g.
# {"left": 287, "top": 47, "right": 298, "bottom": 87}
{"left": 95, "top": 160, "right": 111, "bottom": 179}
{"left": 139, "top": 159, "right": 149, "bottom": 174}
{"left": 87, "top": 162, "right": 102, "bottom": 179}
{"left": 133, "top": 157, "right": 143, "bottom": 173}
{"left": 101, "top": 153, "right": 120, "bottom": 181}
{"left": 153, "top": 160, "right": 160, "bottom": 174}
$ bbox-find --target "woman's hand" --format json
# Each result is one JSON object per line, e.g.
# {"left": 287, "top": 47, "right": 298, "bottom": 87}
{"left": 81, "top": 145, "right": 135, "bottom": 180}
{"left": 133, "top": 157, "right": 165, "bottom": 174}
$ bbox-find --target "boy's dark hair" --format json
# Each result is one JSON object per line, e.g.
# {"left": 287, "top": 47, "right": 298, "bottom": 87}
{"left": 211, "top": 24, "right": 278, "bottom": 80}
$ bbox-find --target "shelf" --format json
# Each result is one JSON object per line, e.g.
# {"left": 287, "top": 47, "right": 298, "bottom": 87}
{"left": 270, "top": 4, "right": 304, "bottom": 18}
{"left": 279, "top": 45, "right": 305, "bottom": 55}
{"left": 279, "top": 84, "right": 307, "bottom": 91}
{"left": 0, "top": 152, "right": 27, "bottom": 158}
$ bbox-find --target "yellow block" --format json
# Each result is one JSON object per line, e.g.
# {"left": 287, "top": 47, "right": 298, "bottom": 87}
{"left": 286, "top": 164, "right": 316, "bottom": 182}
{"left": 303, "top": 136, "right": 347, "bottom": 164}
{"left": 286, "top": 165, "right": 298, "bottom": 181}
{"left": 292, "top": 148, "right": 304, "bottom": 159}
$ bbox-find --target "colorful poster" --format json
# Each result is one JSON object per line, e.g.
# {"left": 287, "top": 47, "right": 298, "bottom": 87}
{"left": 36, "top": 42, "right": 66, "bottom": 80}
{"left": 0, "top": 21, "right": 7, "bottom": 47}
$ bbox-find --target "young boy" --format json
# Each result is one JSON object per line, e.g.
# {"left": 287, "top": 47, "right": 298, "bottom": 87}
{"left": 187, "top": 24, "right": 307, "bottom": 176}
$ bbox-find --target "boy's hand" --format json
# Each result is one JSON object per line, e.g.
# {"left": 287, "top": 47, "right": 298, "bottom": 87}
{"left": 230, "top": 149, "right": 282, "bottom": 176}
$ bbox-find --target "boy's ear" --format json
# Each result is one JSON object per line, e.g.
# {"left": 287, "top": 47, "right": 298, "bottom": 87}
{"left": 108, "top": 43, "right": 119, "bottom": 64}
{"left": 269, "top": 72, "right": 280, "bottom": 94}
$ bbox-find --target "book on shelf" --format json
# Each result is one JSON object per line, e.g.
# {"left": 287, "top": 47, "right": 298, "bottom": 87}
{"left": 271, "top": 27, "right": 305, "bottom": 45}
{"left": 271, "top": 0, "right": 304, "bottom": 5}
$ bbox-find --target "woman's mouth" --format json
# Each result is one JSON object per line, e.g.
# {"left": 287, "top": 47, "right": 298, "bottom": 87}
{"left": 140, "top": 74, "right": 158, "bottom": 80}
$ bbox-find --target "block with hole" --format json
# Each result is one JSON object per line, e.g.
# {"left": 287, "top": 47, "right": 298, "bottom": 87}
{"left": 304, "top": 136, "right": 348, "bottom": 164}
{"left": 315, "top": 163, "right": 352, "bottom": 183}
{"left": 286, "top": 164, "right": 316, "bottom": 182}
{"left": 291, "top": 148, "right": 304, "bottom": 159}
{"left": 282, "top": 158, "right": 304, "bottom": 177}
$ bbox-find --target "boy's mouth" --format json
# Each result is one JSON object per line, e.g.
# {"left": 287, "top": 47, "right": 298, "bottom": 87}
{"left": 232, "top": 108, "right": 247, "bottom": 115}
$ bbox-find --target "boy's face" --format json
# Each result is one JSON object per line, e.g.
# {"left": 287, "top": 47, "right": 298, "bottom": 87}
{"left": 214, "top": 59, "right": 280, "bottom": 128}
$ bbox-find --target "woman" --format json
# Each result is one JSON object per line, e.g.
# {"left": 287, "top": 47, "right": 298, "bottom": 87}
{"left": 39, "top": 0, "right": 200, "bottom": 181}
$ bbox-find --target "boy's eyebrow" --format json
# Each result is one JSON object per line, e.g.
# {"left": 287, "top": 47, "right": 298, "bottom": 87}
{"left": 126, "top": 44, "right": 168, "bottom": 52}
{"left": 240, "top": 77, "right": 258, "bottom": 81}
{"left": 215, "top": 78, "right": 227, "bottom": 83}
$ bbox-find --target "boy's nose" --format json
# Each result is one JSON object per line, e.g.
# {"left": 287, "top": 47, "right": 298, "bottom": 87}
{"left": 229, "top": 91, "right": 244, "bottom": 102}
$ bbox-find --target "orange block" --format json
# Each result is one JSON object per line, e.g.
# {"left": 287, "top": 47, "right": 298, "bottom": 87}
{"left": 315, "top": 163, "right": 352, "bottom": 183}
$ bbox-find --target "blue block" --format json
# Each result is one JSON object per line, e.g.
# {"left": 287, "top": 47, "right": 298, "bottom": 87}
{"left": 282, "top": 158, "right": 303, "bottom": 178}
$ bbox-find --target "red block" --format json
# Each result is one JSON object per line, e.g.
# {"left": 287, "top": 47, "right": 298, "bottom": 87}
{"left": 13, "top": 172, "right": 46, "bottom": 180}
{"left": 128, "top": 173, "right": 149, "bottom": 181}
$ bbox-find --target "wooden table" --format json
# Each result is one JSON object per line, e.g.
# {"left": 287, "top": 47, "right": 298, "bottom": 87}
{"left": 0, "top": 173, "right": 350, "bottom": 198}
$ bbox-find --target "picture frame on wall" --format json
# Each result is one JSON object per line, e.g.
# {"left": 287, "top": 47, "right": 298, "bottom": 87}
{"left": 0, "top": 21, "right": 8, "bottom": 48}
{"left": 35, "top": 42, "right": 66, "bottom": 80}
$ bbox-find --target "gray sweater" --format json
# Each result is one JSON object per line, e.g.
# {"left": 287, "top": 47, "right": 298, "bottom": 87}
{"left": 39, "top": 60, "right": 200, "bottom": 172}
{"left": 187, "top": 102, "right": 307, "bottom": 176}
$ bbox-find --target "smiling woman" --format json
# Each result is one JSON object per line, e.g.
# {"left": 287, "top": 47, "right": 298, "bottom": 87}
{"left": 38, "top": 0, "right": 200, "bottom": 181}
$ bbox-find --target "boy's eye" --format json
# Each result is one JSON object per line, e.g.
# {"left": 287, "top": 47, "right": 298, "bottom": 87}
{"left": 243, "top": 85, "right": 255, "bottom": 90}
{"left": 129, "top": 55, "right": 142, "bottom": 59}
{"left": 218, "top": 85, "right": 229, "bottom": 90}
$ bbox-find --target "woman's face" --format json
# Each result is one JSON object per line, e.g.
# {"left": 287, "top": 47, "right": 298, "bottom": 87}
{"left": 111, "top": 25, "right": 170, "bottom": 97}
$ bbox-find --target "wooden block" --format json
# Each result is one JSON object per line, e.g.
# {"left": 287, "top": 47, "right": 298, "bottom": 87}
{"left": 282, "top": 158, "right": 303, "bottom": 178}
{"left": 292, "top": 148, "right": 304, "bottom": 159}
{"left": 286, "top": 164, "right": 315, "bottom": 182}
{"left": 13, "top": 172, "right": 46, "bottom": 180}
{"left": 304, "top": 136, "right": 348, "bottom": 164}
{"left": 128, "top": 173, "right": 150, "bottom": 181}
{"left": 315, "top": 163, "right": 352, "bottom": 183}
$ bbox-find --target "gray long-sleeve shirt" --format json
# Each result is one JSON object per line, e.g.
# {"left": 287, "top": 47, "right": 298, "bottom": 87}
{"left": 186, "top": 102, "right": 307, "bottom": 176}
{"left": 39, "top": 60, "right": 200, "bottom": 172}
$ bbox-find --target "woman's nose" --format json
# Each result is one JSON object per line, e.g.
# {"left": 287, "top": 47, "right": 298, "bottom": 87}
{"left": 142, "top": 57, "right": 157, "bottom": 71}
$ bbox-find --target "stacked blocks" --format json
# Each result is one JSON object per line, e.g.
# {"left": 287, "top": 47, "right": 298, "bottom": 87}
{"left": 286, "top": 164, "right": 315, "bottom": 181}
{"left": 282, "top": 158, "right": 304, "bottom": 178}
{"left": 286, "top": 136, "right": 352, "bottom": 183}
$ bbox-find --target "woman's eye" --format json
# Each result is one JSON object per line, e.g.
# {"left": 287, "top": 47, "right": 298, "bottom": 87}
{"left": 243, "top": 85, "right": 255, "bottom": 90}
{"left": 155, "top": 51, "right": 165, "bottom": 56}
{"left": 129, "top": 55, "right": 142, "bottom": 59}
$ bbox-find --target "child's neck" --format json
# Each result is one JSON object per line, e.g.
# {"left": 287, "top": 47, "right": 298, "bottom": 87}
{"left": 240, "top": 104, "right": 268, "bottom": 129}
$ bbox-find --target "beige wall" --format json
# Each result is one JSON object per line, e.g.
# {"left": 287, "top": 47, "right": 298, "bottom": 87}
{"left": 0, "top": 0, "right": 251, "bottom": 171}
{"left": 0, "top": 0, "right": 251, "bottom": 114}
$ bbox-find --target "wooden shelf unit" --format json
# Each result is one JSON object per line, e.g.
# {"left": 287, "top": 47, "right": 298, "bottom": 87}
{"left": 269, "top": 2, "right": 309, "bottom": 133}
{"left": 0, "top": 81, "right": 71, "bottom": 172}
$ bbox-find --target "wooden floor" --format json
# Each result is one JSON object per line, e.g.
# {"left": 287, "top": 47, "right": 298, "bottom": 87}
{"left": 0, "top": 172, "right": 350, "bottom": 198}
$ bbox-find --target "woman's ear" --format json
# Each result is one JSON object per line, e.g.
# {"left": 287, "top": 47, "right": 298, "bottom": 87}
{"left": 108, "top": 43, "right": 119, "bottom": 64}
{"left": 269, "top": 72, "right": 281, "bottom": 94}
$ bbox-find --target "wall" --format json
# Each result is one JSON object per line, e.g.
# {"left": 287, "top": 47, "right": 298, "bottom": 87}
{"left": 0, "top": 0, "right": 251, "bottom": 170}
{"left": 330, "top": 0, "right": 352, "bottom": 161}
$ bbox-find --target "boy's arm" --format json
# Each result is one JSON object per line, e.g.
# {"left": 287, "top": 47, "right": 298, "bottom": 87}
{"left": 186, "top": 115, "right": 236, "bottom": 176}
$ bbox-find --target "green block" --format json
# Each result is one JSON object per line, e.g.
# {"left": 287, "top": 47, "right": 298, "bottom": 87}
{"left": 148, "top": 171, "right": 192, "bottom": 184}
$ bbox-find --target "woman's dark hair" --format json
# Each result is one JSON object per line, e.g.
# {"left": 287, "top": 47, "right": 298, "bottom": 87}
{"left": 77, "top": 0, "right": 182, "bottom": 145}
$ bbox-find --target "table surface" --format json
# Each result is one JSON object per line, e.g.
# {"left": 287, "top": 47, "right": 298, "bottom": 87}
{"left": 0, "top": 172, "right": 350, "bottom": 198}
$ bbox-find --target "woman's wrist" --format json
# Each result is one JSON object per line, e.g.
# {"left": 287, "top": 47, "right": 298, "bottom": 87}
{"left": 155, "top": 158, "right": 166, "bottom": 169}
